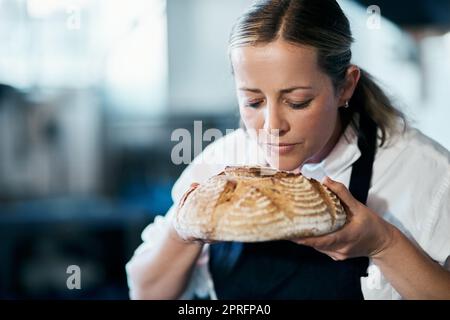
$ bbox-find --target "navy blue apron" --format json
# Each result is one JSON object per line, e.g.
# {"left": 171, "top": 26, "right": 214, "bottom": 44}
{"left": 209, "top": 114, "right": 377, "bottom": 299}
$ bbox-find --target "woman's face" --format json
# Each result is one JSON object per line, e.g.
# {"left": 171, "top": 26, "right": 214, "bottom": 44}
{"left": 231, "top": 39, "right": 353, "bottom": 171}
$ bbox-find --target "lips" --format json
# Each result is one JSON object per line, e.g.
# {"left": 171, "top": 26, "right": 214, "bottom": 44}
{"left": 267, "top": 142, "right": 300, "bottom": 146}
{"left": 264, "top": 142, "right": 301, "bottom": 155}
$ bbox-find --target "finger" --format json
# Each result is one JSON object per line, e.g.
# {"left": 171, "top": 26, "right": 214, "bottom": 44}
{"left": 293, "top": 233, "right": 338, "bottom": 249}
{"left": 315, "top": 249, "right": 339, "bottom": 260}
{"left": 290, "top": 237, "right": 316, "bottom": 246}
{"left": 316, "top": 249, "right": 347, "bottom": 261}
{"left": 322, "top": 176, "right": 359, "bottom": 210}
{"left": 296, "top": 240, "right": 341, "bottom": 261}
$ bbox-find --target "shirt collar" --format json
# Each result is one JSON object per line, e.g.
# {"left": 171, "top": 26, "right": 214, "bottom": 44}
{"left": 301, "top": 124, "right": 361, "bottom": 181}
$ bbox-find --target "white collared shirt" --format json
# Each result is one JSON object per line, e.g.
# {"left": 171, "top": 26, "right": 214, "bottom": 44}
{"left": 127, "top": 124, "right": 450, "bottom": 300}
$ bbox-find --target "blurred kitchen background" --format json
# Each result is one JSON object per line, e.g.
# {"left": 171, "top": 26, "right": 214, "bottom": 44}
{"left": 0, "top": 0, "right": 449, "bottom": 299}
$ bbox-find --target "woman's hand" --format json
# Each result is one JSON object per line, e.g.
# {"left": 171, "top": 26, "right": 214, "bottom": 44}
{"left": 291, "top": 176, "right": 398, "bottom": 261}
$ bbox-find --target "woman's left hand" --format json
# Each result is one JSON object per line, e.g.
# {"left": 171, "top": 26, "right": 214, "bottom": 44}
{"left": 291, "top": 176, "right": 397, "bottom": 261}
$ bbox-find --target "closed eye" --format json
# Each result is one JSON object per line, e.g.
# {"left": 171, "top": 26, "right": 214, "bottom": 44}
{"left": 245, "top": 100, "right": 263, "bottom": 108}
{"left": 286, "top": 98, "right": 313, "bottom": 110}
{"left": 244, "top": 98, "right": 313, "bottom": 109}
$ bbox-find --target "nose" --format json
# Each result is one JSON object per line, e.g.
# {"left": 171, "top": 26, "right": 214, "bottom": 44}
{"left": 263, "top": 102, "right": 290, "bottom": 137}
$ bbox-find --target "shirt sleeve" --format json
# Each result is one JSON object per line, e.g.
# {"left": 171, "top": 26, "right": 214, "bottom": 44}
{"left": 127, "top": 205, "right": 214, "bottom": 299}
{"left": 421, "top": 170, "right": 450, "bottom": 268}
{"left": 126, "top": 141, "right": 225, "bottom": 299}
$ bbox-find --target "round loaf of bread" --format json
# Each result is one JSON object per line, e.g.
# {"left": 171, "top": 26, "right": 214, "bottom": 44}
{"left": 174, "top": 166, "right": 347, "bottom": 242}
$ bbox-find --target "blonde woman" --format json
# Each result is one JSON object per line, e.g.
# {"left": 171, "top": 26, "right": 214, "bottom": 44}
{"left": 126, "top": 0, "right": 450, "bottom": 299}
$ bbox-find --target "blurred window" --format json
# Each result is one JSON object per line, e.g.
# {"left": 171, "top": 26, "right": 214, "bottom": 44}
{"left": 0, "top": 0, "right": 168, "bottom": 116}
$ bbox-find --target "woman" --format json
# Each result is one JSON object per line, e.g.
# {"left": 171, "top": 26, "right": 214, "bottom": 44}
{"left": 126, "top": 0, "right": 450, "bottom": 299}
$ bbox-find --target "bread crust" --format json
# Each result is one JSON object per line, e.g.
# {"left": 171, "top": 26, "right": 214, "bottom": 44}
{"left": 174, "top": 166, "right": 347, "bottom": 242}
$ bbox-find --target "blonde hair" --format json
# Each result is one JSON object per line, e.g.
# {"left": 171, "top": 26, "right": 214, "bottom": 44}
{"left": 229, "top": 0, "right": 406, "bottom": 147}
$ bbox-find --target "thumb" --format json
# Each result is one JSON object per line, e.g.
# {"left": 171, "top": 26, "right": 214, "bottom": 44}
{"left": 322, "top": 176, "right": 359, "bottom": 210}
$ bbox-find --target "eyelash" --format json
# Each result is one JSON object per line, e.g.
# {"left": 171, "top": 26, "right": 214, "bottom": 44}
{"left": 246, "top": 101, "right": 263, "bottom": 108}
{"left": 245, "top": 99, "right": 313, "bottom": 110}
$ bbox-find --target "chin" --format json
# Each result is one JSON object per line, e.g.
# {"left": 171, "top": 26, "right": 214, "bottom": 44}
{"left": 265, "top": 155, "right": 304, "bottom": 172}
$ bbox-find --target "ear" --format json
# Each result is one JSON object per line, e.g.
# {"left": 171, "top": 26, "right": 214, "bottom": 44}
{"left": 338, "top": 65, "right": 360, "bottom": 106}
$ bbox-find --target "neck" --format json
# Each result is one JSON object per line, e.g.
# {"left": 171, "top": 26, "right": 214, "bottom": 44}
{"left": 305, "top": 116, "right": 343, "bottom": 165}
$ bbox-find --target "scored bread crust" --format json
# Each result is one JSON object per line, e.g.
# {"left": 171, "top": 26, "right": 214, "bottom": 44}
{"left": 174, "top": 166, "right": 347, "bottom": 242}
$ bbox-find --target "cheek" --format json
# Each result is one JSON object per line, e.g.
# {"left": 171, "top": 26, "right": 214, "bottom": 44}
{"left": 291, "top": 101, "right": 337, "bottom": 141}
{"left": 239, "top": 106, "right": 263, "bottom": 129}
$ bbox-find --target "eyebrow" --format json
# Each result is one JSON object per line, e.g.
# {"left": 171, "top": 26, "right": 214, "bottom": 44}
{"left": 238, "top": 86, "right": 313, "bottom": 94}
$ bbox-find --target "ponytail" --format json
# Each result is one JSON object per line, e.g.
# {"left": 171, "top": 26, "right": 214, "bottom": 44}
{"left": 342, "top": 68, "right": 407, "bottom": 147}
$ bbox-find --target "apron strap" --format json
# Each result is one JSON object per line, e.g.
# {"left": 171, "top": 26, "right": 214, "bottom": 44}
{"left": 349, "top": 112, "right": 377, "bottom": 204}
{"left": 344, "top": 112, "right": 378, "bottom": 281}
